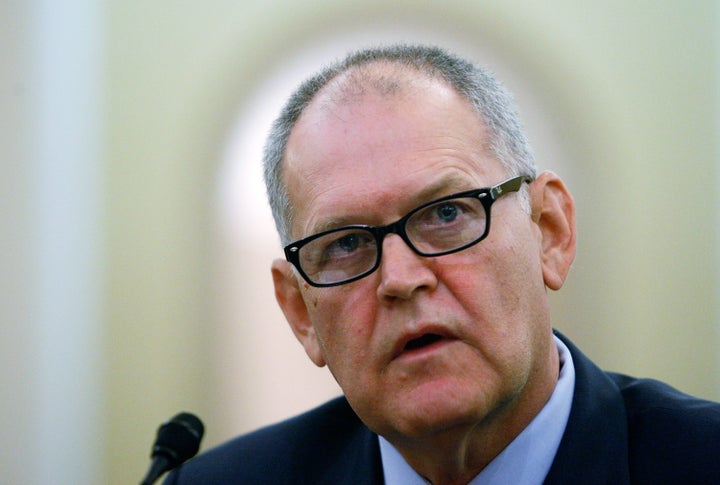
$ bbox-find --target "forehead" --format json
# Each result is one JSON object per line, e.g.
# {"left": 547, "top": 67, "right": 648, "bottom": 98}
{"left": 283, "top": 66, "right": 504, "bottom": 236}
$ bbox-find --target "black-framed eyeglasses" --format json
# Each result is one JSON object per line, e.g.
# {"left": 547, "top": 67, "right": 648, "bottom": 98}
{"left": 284, "top": 175, "right": 533, "bottom": 287}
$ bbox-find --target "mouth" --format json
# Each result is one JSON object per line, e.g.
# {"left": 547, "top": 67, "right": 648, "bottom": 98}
{"left": 392, "top": 330, "right": 452, "bottom": 361}
{"left": 403, "top": 333, "right": 444, "bottom": 351}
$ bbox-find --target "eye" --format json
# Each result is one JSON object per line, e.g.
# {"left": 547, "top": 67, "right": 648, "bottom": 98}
{"left": 321, "top": 230, "right": 375, "bottom": 258}
{"left": 333, "top": 233, "right": 361, "bottom": 253}
{"left": 434, "top": 203, "right": 459, "bottom": 223}
{"left": 298, "top": 228, "right": 378, "bottom": 280}
{"left": 416, "top": 199, "right": 471, "bottom": 227}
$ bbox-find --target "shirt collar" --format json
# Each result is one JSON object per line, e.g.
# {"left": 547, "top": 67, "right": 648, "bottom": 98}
{"left": 379, "top": 335, "right": 575, "bottom": 485}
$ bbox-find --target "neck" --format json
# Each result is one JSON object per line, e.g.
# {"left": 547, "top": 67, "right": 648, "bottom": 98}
{"left": 388, "top": 343, "right": 560, "bottom": 485}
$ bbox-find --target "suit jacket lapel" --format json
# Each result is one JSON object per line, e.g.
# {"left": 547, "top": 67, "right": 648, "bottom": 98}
{"left": 303, "top": 397, "right": 384, "bottom": 485}
{"left": 544, "top": 332, "right": 631, "bottom": 484}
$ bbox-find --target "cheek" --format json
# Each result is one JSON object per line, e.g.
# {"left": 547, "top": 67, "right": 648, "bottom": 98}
{"left": 434, "top": 247, "right": 516, "bottom": 306}
{"left": 306, "top": 286, "right": 378, "bottom": 368}
{"left": 437, "top": 234, "right": 547, "bottom": 340}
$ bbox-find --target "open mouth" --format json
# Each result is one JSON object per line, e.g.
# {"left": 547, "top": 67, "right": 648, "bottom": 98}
{"left": 404, "top": 333, "right": 444, "bottom": 351}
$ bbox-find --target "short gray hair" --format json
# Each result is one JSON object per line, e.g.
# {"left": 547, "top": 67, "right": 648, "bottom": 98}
{"left": 263, "top": 44, "right": 536, "bottom": 246}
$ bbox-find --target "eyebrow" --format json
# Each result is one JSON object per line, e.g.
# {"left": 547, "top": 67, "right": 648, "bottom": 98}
{"left": 415, "top": 174, "right": 476, "bottom": 203}
{"left": 306, "top": 173, "right": 481, "bottom": 236}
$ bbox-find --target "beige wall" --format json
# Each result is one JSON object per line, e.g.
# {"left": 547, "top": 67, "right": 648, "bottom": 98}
{"left": 3, "top": 1, "right": 718, "bottom": 483}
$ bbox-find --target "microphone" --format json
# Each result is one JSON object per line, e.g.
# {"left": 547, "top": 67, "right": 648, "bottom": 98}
{"left": 140, "top": 412, "right": 204, "bottom": 485}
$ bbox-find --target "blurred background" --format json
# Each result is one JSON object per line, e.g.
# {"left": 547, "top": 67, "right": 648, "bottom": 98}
{"left": 2, "top": 1, "right": 718, "bottom": 483}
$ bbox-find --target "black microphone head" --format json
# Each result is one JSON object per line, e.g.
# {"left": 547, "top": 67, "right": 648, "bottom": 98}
{"left": 152, "top": 412, "right": 204, "bottom": 468}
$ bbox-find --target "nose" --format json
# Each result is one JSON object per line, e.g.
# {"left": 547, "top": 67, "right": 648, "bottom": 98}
{"left": 376, "top": 234, "right": 438, "bottom": 300}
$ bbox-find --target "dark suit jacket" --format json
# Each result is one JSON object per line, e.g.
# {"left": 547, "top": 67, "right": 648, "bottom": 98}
{"left": 165, "top": 332, "right": 720, "bottom": 484}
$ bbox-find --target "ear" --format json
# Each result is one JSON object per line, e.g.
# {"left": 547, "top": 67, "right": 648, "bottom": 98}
{"left": 271, "top": 258, "right": 327, "bottom": 367}
{"left": 529, "top": 172, "right": 577, "bottom": 291}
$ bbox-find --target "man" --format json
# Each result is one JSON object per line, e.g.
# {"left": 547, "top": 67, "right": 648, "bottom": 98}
{"left": 166, "top": 44, "right": 720, "bottom": 484}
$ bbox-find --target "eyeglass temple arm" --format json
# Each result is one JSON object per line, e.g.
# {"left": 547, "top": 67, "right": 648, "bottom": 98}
{"left": 489, "top": 175, "right": 533, "bottom": 200}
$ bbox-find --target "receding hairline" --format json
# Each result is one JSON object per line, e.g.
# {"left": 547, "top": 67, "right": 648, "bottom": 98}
{"left": 303, "top": 58, "right": 466, "bottom": 117}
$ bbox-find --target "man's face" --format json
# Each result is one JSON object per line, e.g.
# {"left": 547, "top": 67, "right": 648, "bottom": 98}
{"left": 273, "top": 73, "right": 564, "bottom": 443}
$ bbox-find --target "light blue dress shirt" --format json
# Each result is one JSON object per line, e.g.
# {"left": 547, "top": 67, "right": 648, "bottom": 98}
{"left": 379, "top": 336, "right": 575, "bottom": 485}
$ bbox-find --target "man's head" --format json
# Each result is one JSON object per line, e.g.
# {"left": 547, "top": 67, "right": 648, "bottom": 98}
{"left": 264, "top": 44, "right": 537, "bottom": 247}
{"left": 264, "top": 44, "right": 576, "bottom": 459}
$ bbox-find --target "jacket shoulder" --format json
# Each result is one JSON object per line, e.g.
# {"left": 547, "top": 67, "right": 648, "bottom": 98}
{"left": 548, "top": 331, "right": 720, "bottom": 485}
{"left": 164, "top": 396, "right": 382, "bottom": 485}
{"left": 609, "top": 373, "right": 720, "bottom": 482}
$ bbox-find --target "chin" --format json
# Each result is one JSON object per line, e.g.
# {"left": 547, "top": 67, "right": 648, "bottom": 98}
{"left": 372, "top": 388, "right": 491, "bottom": 440}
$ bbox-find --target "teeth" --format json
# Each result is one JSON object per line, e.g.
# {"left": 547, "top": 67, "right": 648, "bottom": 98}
{"left": 405, "top": 333, "right": 442, "bottom": 351}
